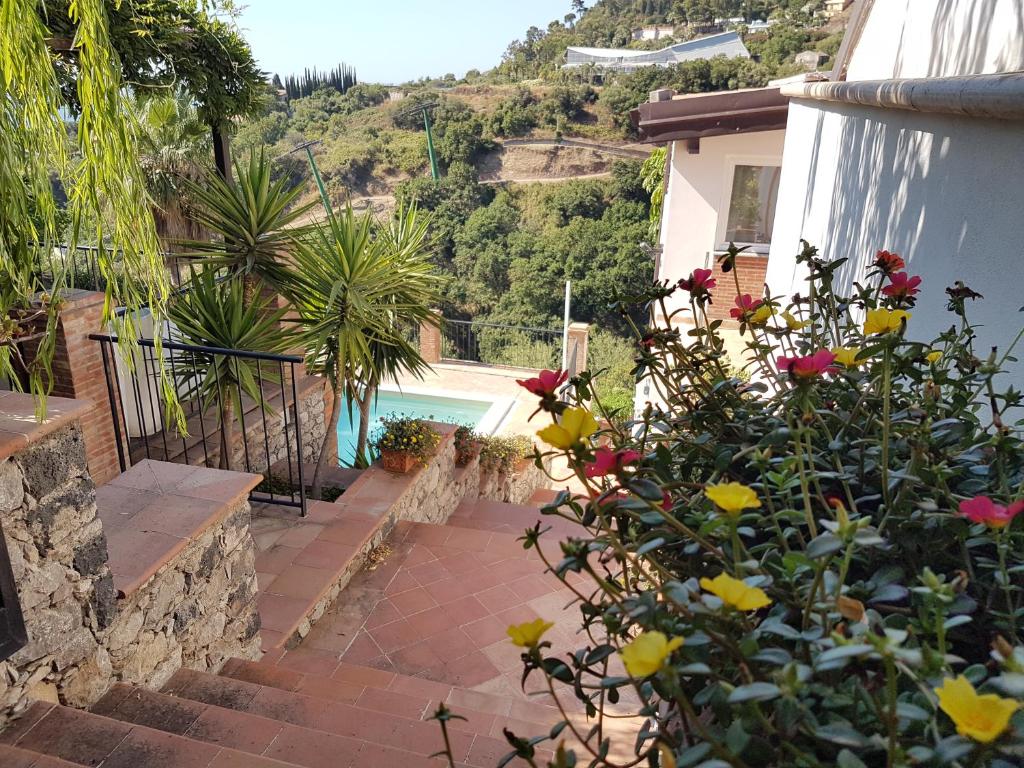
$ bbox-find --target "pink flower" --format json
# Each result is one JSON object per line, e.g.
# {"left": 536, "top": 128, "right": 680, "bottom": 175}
{"left": 584, "top": 447, "right": 641, "bottom": 478}
{"left": 679, "top": 268, "right": 717, "bottom": 296}
{"left": 517, "top": 369, "right": 568, "bottom": 398}
{"left": 958, "top": 496, "right": 1024, "bottom": 528}
{"left": 882, "top": 272, "right": 922, "bottom": 300}
{"left": 873, "top": 250, "right": 905, "bottom": 274}
{"left": 776, "top": 349, "right": 837, "bottom": 380}
{"left": 729, "top": 294, "right": 764, "bottom": 321}
{"left": 661, "top": 491, "right": 673, "bottom": 512}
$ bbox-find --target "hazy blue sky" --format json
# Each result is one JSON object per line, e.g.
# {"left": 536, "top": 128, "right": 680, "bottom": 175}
{"left": 237, "top": 1, "right": 587, "bottom": 84}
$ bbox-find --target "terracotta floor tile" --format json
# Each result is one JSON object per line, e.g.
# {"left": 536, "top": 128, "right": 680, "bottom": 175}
{"left": 293, "top": 675, "right": 364, "bottom": 704}
{"left": 388, "top": 586, "right": 438, "bottom": 617}
{"left": 254, "top": 545, "right": 302, "bottom": 576}
{"left": 243, "top": 686, "right": 328, "bottom": 727}
{"left": 257, "top": 593, "right": 305, "bottom": 633}
{"left": 10, "top": 707, "right": 129, "bottom": 765}
{"left": 104, "top": 688, "right": 205, "bottom": 734}
{"left": 383, "top": 570, "right": 420, "bottom": 595}
{"left": 262, "top": 723, "right": 363, "bottom": 768}
{"left": 423, "top": 627, "right": 478, "bottom": 661}
{"left": 437, "top": 550, "right": 481, "bottom": 576}
{"left": 275, "top": 647, "right": 342, "bottom": 676}
{"left": 425, "top": 652, "right": 501, "bottom": 688}
{"left": 101, "top": 728, "right": 220, "bottom": 768}
{"left": 386, "top": 675, "right": 452, "bottom": 702}
{"left": 474, "top": 585, "right": 524, "bottom": 615}
{"left": 446, "top": 687, "right": 512, "bottom": 718}
{"left": 296, "top": 540, "right": 357, "bottom": 571}
{"left": 398, "top": 544, "right": 436, "bottom": 568}
{"left": 163, "top": 670, "right": 259, "bottom": 711}
{"left": 461, "top": 615, "right": 511, "bottom": 649}
{"left": 402, "top": 606, "right": 452, "bottom": 640}
{"left": 219, "top": 660, "right": 303, "bottom": 692}
{"left": 364, "top": 598, "right": 402, "bottom": 629}
{"left": 354, "top": 687, "right": 430, "bottom": 720}
{"left": 264, "top": 563, "right": 333, "bottom": 601}
{"left": 368, "top": 619, "right": 416, "bottom": 654}
{"left": 481, "top": 639, "right": 525, "bottom": 674}
{"left": 406, "top": 559, "right": 451, "bottom": 586}
{"left": 105, "top": 527, "right": 188, "bottom": 596}
{"left": 312, "top": 702, "right": 397, "bottom": 743}
{"left": 422, "top": 576, "right": 478, "bottom": 605}
{"left": 317, "top": 516, "right": 376, "bottom": 546}
{"left": 275, "top": 523, "right": 325, "bottom": 549}
{"left": 185, "top": 706, "right": 283, "bottom": 753}
{"left": 508, "top": 574, "right": 557, "bottom": 602}
{"left": 207, "top": 750, "right": 299, "bottom": 767}
{"left": 439, "top": 595, "right": 489, "bottom": 626}
{"left": 260, "top": 629, "right": 284, "bottom": 651}
{"left": 493, "top": 604, "right": 541, "bottom": 626}
{"left": 338, "top": 630, "right": 384, "bottom": 666}
{"left": 443, "top": 528, "right": 493, "bottom": 551}
{"left": 388, "top": 640, "right": 445, "bottom": 676}
{"left": 406, "top": 525, "right": 451, "bottom": 546}
{"left": 95, "top": 485, "right": 161, "bottom": 525}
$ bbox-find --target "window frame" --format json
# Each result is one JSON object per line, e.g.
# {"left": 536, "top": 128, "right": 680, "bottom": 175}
{"left": 715, "top": 154, "right": 783, "bottom": 256}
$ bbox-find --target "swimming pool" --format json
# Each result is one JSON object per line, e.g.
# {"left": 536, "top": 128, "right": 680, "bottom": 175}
{"left": 336, "top": 387, "right": 513, "bottom": 466}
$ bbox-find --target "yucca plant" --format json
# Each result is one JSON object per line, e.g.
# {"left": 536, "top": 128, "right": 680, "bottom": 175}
{"left": 181, "top": 148, "right": 314, "bottom": 297}
{"left": 169, "top": 269, "right": 297, "bottom": 470}
{"left": 287, "top": 204, "right": 441, "bottom": 495}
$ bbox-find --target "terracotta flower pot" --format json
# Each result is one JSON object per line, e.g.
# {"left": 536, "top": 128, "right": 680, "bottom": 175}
{"left": 455, "top": 441, "right": 482, "bottom": 467}
{"left": 380, "top": 450, "right": 417, "bottom": 474}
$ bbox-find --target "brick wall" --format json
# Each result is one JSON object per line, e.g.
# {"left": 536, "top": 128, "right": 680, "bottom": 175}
{"left": 49, "top": 292, "right": 124, "bottom": 485}
{"left": 705, "top": 255, "right": 770, "bottom": 323}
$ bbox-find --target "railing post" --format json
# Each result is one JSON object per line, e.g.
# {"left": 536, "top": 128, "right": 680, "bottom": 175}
{"left": 566, "top": 322, "right": 590, "bottom": 377}
{"left": 419, "top": 309, "right": 442, "bottom": 364}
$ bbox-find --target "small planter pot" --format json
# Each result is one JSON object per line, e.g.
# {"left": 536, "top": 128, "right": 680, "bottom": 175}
{"left": 455, "top": 442, "right": 482, "bottom": 467}
{"left": 380, "top": 450, "right": 418, "bottom": 474}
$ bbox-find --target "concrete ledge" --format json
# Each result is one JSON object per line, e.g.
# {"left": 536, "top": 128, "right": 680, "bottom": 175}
{"left": 0, "top": 393, "right": 92, "bottom": 463}
{"left": 781, "top": 72, "right": 1024, "bottom": 121}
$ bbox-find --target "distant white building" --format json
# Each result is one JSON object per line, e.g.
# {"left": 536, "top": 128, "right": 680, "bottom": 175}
{"left": 822, "top": 0, "right": 852, "bottom": 18}
{"left": 632, "top": 25, "right": 676, "bottom": 41}
{"left": 565, "top": 31, "right": 750, "bottom": 72}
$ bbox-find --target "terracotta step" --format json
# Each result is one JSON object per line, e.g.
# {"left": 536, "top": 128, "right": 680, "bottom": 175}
{"left": 95, "top": 681, "right": 466, "bottom": 768}
{"left": 0, "top": 700, "right": 300, "bottom": 767}
{"left": 0, "top": 744, "right": 80, "bottom": 767}
{"left": 447, "top": 497, "right": 584, "bottom": 538}
{"left": 157, "top": 668, "right": 544, "bottom": 766}
{"left": 529, "top": 487, "right": 561, "bottom": 505}
{"left": 220, "top": 656, "right": 562, "bottom": 733}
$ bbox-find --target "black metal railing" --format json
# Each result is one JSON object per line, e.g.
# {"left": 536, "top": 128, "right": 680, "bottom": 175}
{"left": 33, "top": 244, "right": 191, "bottom": 292}
{"left": 90, "top": 333, "right": 309, "bottom": 515}
{"left": 442, "top": 319, "right": 562, "bottom": 370}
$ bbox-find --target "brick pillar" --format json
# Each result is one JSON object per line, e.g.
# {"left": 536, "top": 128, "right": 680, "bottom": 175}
{"left": 48, "top": 290, "right": 125, "bottom": 484}
{"left": 566, "top": 322, "right": 590, "bottom": 377}
{"left": 420, "top": 310, "right": 442, "bottom": 365}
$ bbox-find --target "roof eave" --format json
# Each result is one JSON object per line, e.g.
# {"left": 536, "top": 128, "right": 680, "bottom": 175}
{"left": 630, "top": 87, "right": 790, "bottom": 142}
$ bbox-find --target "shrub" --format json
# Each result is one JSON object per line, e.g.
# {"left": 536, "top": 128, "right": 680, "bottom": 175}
{"left": 497, "top": 243, "right": 1024, "bottom": 766}
{"left": 372, "top": 414, "right": 440, "bottom": 466}
{"left": 453, "top": 424, "right": 482, "bottom": 466}
{"left": 479, "top": 434, "right": 533, "bottom": 474}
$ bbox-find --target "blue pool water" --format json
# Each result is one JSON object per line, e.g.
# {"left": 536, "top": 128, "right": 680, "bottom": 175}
{"left": 336, "top": 390, "right": 493, "bottom": 466}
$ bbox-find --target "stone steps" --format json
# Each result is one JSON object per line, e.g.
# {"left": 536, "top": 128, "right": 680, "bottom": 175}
{"left": 0, "top": 701, "right": 303, "bottom": 767}
{"left": 447, "top": 496, "right": 583, "bottom": 537}
{"left": 0, "top": 743, "right": 81, "bottom": 768}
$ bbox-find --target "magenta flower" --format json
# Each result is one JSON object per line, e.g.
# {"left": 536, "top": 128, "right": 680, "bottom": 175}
{"left": 776, "top": 349, "right": 837, "bottom": 380}
{"left": 516, "top": 369, "right": 568, "bottom": 398}
{"left": 958, "top": 496, "right": 1024, "bottom": 528}
{"left": 882, "top": 272, "right": 922, "bottom": 300}
{"left": 679, "top": 268, "right": 717, "bottom": 296}
{"left": 729, "top": 294, "right": 764, "bottom": 321}
{"left": 585, "top": 447, "right": 641, "bottom": 478}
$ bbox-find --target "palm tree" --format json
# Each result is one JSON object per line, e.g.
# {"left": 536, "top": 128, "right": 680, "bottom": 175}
{"left": 181, "top": 148, "right": 314, "bottom": 298}
{"left": 168, "top": 269, "right": 297, "bottom": 470}
{"left": 288, "top": 204, "right": 441, "bottom": 498}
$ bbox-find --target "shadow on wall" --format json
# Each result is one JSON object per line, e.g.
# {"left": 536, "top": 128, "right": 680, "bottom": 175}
{"left": 917, "top": 0, "right": 1024, "bottom": 78}
{"left": 787, "top": 100, "right": 1024, "bottom": 375}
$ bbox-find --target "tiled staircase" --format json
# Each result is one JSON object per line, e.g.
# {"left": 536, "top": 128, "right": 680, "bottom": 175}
{"left": 0, "top": 491, "right": 605, "bottom": 767}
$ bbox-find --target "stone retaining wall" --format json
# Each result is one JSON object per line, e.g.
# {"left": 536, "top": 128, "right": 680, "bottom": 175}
{"left": 0, "top": 410, "right": 261, "bottom": 729}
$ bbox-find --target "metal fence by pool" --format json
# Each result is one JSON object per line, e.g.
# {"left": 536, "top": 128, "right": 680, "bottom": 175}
{"left": 441, "top": 318, "right": 562, "bottom": 369}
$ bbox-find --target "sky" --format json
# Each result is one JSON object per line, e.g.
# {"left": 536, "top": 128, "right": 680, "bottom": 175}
{"left": 236, "top": 1, "right": 586, "bottom": 85}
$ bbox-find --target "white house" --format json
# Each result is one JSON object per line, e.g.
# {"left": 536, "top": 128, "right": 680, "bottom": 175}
{"left": 765, "top": 0, "right": 1024, "bottom": 379}
{"left": 632, "top": 25, "right": 676, "bottom": 42}
{"left": 565, "top": 31, "right": 749, "bottom": 72}
{"left": 630, "top": 83, "right": 793, "bottom": 366}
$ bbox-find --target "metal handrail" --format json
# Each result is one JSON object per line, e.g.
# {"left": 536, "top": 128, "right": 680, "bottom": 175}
{"left": 443, "top": 318, "right": 561, "bottom": 335}
{"left": 89, "top": 332, "right": 308, "bottom": 516}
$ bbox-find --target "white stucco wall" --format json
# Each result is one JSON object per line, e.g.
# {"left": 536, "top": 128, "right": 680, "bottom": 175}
{"left": 658, "top": 130, "right": 786, "bottom": 314}
{"left": 765, "top": 99, "right": 1024, "bottom": 378}
{"left": 846, "top": 0, "right": 1024, "bottom": 81}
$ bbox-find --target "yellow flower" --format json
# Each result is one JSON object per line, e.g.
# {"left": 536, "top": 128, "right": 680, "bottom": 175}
{"left": 935, "top": 676, "right": 1019, "bottom": 743}
{"left": 537, "top": 407, "right": 599, "bottom": 450}
{"left": 864, "top": 308, "right": 910, "bottom": 335}
{"left": 700, "top": 573, "right": 773, "bottom": 611}
{"left": 926, "top": 350, "right": 942, "bottom": 364}
{"left": 749, "top": 304, "right": 774, "bottom": 325}
{"left": 832, "top": 346, "right": 864, "bottom": 368}
{"left": 781, "top": 311, "right": 810, "bottom": 331}
{"left": 507, "top": 618, "right": 554, "bottom": 648}
{"left": 620, "top": 631, "right": 684, "bottom": 677}
{"left": 705, "top": 482, "right": 761, "bottom": 517}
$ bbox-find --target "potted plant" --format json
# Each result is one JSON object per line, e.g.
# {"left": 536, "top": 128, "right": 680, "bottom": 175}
{"left": 478, "top": 434, "right": 533, "bottom": 475}
{"left": 373, "top": 415, "right": 441, "bottom": 474}
{"left": 453, "top": 424, "right": 482, "bottom": 467}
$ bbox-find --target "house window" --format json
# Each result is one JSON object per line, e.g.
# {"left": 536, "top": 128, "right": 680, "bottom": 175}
{"left": 722, "top": 164, "right": 781, "bottom": 249}
{"left": 0, "top": 520, "right": 27, "bottom": 661}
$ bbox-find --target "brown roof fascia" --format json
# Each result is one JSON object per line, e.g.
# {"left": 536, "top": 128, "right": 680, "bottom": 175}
{"left": 631, "top": 87, "right": 789, "bottom": 143}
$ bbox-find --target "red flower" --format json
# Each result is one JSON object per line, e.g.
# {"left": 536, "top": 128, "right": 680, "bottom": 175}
{"left": 679, "top": 268, "right": 717, "bottom": 295}
{"left": 776, "top": 349, "right": 837, "bottom": 380}
{"left": 729, "top": 294, "right": 764, "bottom": 321}
{"left": 882, "top": 272, "right": 922, "bottom": 299}
{"left": 958, "top": 496, "right": 1024, "bottom": 528}
{"left": 661, "top": 491, "right": 673, "bottom": 512}
{"left": 584, "top": 447, "right": 641, "bottom": 478}
{"left": 516, "top": 369, "right": 568, "bottom": 398}
{"left": 873, "top": 250, "right": 905, "bottom": 274}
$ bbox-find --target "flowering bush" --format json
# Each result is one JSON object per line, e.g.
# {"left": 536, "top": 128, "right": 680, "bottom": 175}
{"left": 454, "top": 424, "right": 483, "bottom": 466}
{"left": 479, "top": 434, "right": 534, "bottom": 474}
{"left": 501, "top": 244, "right": 1024, "bottom": 767}
{"left": 372, "top": 414, "right": 440, "bottom": 465}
